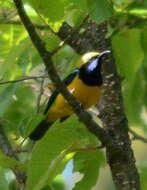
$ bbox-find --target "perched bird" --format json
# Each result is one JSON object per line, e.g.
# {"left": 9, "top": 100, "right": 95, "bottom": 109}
{"left": 29, "top": 51, "right": 110, "bottom": 140}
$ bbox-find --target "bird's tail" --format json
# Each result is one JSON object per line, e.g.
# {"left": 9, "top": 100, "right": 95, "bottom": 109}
{"left": 29, "top": 120, "right": 53, "bottom": 141}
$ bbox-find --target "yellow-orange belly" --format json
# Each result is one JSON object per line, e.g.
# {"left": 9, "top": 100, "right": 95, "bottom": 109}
{"left": 47, "top": 76, "right": 102, "bottom": 122}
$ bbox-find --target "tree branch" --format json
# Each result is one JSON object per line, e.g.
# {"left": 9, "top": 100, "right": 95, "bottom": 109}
{"left": 71, "top": 145, "right": 104, "bottom": 152}
{"left": 13, "top": 0, "right": 117, "bottom": 149}
{"left": 0, "top": 75, "right": 48, "bottom": 85}
{"left": 98, "top": 54, "right": 141, "bottom": 190}
{"left": 129, "top": 128, "right": 147, "bottom": 144}
{"left": 58, "top": 21, "right": 110, "bottom": 55}
{"left": 57, "top": 10, "right": 142, "bottom": 190}
{"left": 0, "top": 19, "right": 50, "bottom": 30}
{"left": 36, "top": 72, "right": 46, "bottom": 113}
{"left": 0, "top": 123, "right": 26, "bottom": 189}
{"left": 13, "top": 0, "right": 142, "bottom": 189}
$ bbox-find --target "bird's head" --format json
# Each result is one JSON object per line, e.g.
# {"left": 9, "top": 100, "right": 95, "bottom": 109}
{"left": 79, "top": 50, "right": 111, "bottom": 86}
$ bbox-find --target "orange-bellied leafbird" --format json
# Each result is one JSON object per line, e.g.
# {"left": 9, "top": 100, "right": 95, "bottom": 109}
{"left": 29, "top": 51, "right": 110, "bottom": 140}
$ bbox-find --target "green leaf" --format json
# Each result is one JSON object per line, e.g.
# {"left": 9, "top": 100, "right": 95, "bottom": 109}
{"left": 71, "top": 0, "right": 88, "bottom": 12}
{"left": 129, "top": 6, "right": 147, "bottom": 17}
{"left": 112, "top": 0, "right": 133, "bottom": 9}
{"left": 0, "top": 171, "right": 9, "bottom": 190}
{"left": 0, "top": 24, "right": 27, "bottom": 63}
{"left": 65, "top": 10, "right": 86, "bottom": 27}
{"left": 140, "top": 164, "right": 147, "bottom": 190}
{"left": 0, "top": 84, "right": 18, "bottom": 117}
{"left": 141, "top": 25, "right": 147, "bottom": 58}
{"left": 51, "top": 175, "right": 65, "bottom": 190}
{"left": 112, "top": 28, "right": 144, "bottom": 126}
{"left": 71, "top": 0, "right": 114, "bottom": 23}
{"left": 0, "top": 150, "right": 26, "bottom": 172}
{"left": 125, "top": 69, "right": 145, "bottom": 126}
{"left": 15, "top": 38, "right": 39, "bottom": 74}
{"left": 25, "top": 113, "right": 46, "bottom": 137}
{"left": 26, "top": 115, "right": 87, "bottom": 190}
{"left": 41, "top": 150, "right": 74, "bottom": 188}
{"left": 72, "top": 150, "right": 105, "bottom": 190}
{"left": 4, "top": 85, "right": 35, "bottom": 134}
{"left": 87, "top": 0, "right": 114, "bottom": 23}
{"left": 27, "top": 0, "right": 70, "bottom": 24}
{"left": 140, "top": 25, "right": 147, "bottom": 123}
{"left": 42, "top": 176, "right": 65, "bottom": 190}
{"left": 112, "top": 28, "right": 144, "bottom": 125}
{"left": 112, "top": 28, "right": 144, "bottom": 83}
{"left": 0, "top": 24, "right": 30, "bottom": 78}
{"left": 41, "top": 32, "right": 61, "bottom": 52}
{"left": 26, "top": 0, "right": 73, "bottom": 31}
{"left": 0, "top": 62, "right": 22, "bottom": 81}
{"left": 41, "top": 175, "right": 66, "bottom": 190}
{"left": 53, "top": 46, "right": 80, "bottom": 79}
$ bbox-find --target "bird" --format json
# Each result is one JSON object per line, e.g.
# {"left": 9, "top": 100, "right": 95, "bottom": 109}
{"left": 29, "top": 50, "right": 110, "bottom": 140}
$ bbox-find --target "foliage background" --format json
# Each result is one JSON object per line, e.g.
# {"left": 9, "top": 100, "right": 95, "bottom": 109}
{"left": 0, "top": 0, "right": 147, "bottom": 189}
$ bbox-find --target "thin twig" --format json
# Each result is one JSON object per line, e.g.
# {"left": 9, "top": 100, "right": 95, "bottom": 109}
{"left": 72, "top": 145, "right": 104, "bottom": 152}
{"left": 0, "top": 75, "right": 48, "bottom": 85}
{"left": 0, "top": 117, "right": 17, "bottom": 127}
{"left": 30, "top": 84, "right": 50, "bottom": 97}
{"left": 36, "top": 72, "right": 46, "bottom": 113}
{"left": 129, "top": 128, "right": 147, "bottom": 144}
{"left": 15, "top": 148, "right": 29, "bottom": 153}
{"left": 0, "top": 19, "right": 51, "bottom": 30}
{"left": 33, "top": 10, "right": 57, "bottom": 35}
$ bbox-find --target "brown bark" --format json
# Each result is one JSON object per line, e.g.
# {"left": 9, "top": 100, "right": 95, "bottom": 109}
{"left": 59, "top": 20, "right": 141, "bottom": 190}
{"left": 13, "top": 0, "right": 141, "bottom": 189}
{"left": 99, "top": 54, "right": 141, "bottom": 190}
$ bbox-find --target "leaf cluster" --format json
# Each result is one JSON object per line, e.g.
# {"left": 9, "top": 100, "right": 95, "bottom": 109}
{"left": 0, "top": 0, "right": 147, "bottom": 190}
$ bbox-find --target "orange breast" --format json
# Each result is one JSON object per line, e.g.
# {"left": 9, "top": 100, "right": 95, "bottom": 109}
{"left": 47, "top": 75, "right": 102, "bottom": 122}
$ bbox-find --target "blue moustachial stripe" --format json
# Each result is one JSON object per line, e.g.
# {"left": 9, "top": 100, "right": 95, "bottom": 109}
{"left": 87, "top": 57, "right": 98, "bottom": 72}
{"left": 73, "top": 69, "right": 79, "bottom": 73}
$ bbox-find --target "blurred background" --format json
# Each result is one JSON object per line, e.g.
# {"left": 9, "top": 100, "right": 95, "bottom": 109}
{"left": 0, "top": 0, "right": 147, "bottom": 190}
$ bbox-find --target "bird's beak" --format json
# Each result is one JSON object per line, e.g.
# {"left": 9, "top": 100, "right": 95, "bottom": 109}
{"left": 99, "top": 50, "right": 111, "bottom": 58}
